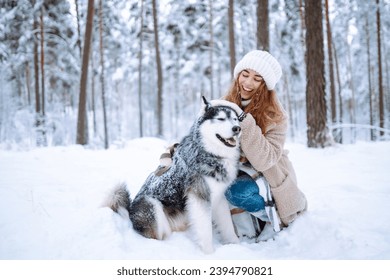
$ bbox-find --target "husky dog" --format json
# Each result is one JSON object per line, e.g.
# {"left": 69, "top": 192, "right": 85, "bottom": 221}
{"left": 105, "top": 97, "right": 241, "bottom": 253}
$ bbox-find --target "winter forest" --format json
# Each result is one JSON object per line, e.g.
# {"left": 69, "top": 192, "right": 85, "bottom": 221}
{"left": 0, "top": 0, "right": 389, "bottom": 149}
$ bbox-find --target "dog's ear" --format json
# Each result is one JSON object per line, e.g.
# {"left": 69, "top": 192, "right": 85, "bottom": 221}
{"left": 202, "top": 96, "right": 211, "bottom": 111}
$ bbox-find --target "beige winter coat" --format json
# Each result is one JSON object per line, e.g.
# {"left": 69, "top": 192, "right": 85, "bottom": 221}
{"left": 239, "top": 113, "right": 307, "bottom": 226}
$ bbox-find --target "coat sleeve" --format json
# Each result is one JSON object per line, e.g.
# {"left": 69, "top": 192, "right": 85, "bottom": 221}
{"left": 239, "top": 113, "right": 287, "bottom": 172}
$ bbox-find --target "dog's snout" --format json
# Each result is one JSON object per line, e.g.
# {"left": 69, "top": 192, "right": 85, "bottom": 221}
{"left": 232, "top": 125, "right": 241, "bottom": 135}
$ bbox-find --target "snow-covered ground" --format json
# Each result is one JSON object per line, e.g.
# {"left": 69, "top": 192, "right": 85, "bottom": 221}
{"left": 1, "top": 138, "right": 390, "bottom": 260}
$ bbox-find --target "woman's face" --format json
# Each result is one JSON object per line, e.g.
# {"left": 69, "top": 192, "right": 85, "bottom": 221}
{"left": 238, "top": 69, "right": 263, "bottom": 100}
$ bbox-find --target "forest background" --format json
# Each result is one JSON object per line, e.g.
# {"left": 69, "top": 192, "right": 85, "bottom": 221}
{"left": 0, "top": 0, "right": 389, "bottom": 150}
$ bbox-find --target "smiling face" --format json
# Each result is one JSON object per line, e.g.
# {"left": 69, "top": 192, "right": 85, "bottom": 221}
{"left": 238, "top": 69, "right": 264, "bottom": 100}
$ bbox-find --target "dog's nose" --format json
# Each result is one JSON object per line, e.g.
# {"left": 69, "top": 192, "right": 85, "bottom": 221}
{"left": 232, "top": 125, "right": 241, "bottom": 135}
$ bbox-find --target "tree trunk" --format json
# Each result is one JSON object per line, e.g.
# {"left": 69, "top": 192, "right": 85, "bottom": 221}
{"left": 74, "top": 0, "right": 82, "bottom": 59}
{"left": 76, "top": 0, "right": 94, "bottom": 145}
{"left": 347, "top": 39, "right": 356, "bottom": 143}
{"left": 283, "top": 75, "right": 295, "bottom": 141}
{"left": 325, "top": 0, "right": 337, "bottom": 141}
{"left": 25, "top": 63, "right": 31, "bottom": 106}
{"left": 257, "top": 0, "right": 269, "bottom": 51}
{"left": 305, "top": 0, "right": 331, "bottom": 148}
{"left": 333, "top": 43, "right": 343, "bottom": 143}
{"left": 208, "top": 0, "right": 214, "bottom": 98}
{"left": 228, "top": 0, "right": 236, "bottom": 77}
{"left": 40, "top": 7, "right": 45, "bottom": 117}
{"left": 365, "top": 14, "right": 374, "bottom": 141}
{"left": 99, "top": 0, "right": 109, "bottom": 149}
{"left": 33, "top": 11, "right": 42, "bottom": 146}
{"left": 39, "top": 6, "right": 47, "bottom": 146}
{"left": 90, "top": 48, "right": 97, "bottom": 137}
{"left": 138, "top": 0, "right": 144, "bottom": 138}
{"left": 384, "top": 40, "right": 390, "bottom": 121}
{"left": 376, "top": 0, "right": 385, "bottom": 137}
{"left": 152, "top": 0, "right": 163, "bottom": 137}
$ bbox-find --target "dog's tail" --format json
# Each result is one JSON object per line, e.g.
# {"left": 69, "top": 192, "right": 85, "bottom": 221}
{"left": 103, "top": 182, "right": 132, "bottom": 219}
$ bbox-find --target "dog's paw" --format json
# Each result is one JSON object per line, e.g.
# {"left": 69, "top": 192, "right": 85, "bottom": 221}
{"left": 220, "top": 229, "right": 240, "bottom": 244}
{"left": 223, "top": 235, "right": 240, "bottom": 244}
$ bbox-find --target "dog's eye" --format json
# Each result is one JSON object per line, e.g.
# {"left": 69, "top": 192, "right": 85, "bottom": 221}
{"left": 217, "top": 118, "right": 225, "bottom": 121}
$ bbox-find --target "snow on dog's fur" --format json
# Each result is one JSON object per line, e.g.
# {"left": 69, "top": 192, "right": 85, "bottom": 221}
{"left": 104, "top": 97, "right": 241, "bottom": 253}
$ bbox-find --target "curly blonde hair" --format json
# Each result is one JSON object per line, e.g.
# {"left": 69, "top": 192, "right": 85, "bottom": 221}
{"left": 224, "top": 77, "right": 286, "bottom": 134}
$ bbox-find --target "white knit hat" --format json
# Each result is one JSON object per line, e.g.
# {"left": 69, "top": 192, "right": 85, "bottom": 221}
{"left": 233, "top": 50, "right": 282, "bottom": 90}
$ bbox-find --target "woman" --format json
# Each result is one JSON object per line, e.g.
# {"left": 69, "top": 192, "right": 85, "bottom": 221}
{"left": 220, "top": 50, "right": 307, "bottom": 236}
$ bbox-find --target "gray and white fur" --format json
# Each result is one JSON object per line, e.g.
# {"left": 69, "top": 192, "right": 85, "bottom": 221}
{"left": 104, "top": 97, "right": 241, "bottom": 254}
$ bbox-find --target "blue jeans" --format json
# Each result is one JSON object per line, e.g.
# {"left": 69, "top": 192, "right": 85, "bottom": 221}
{"left": 225, "top": 171, "right": 265, "bottom": 212}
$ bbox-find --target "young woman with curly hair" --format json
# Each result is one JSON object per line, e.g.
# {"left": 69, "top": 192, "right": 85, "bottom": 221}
{"left": 219, "top": 50, "right": 307, "bottom": 240}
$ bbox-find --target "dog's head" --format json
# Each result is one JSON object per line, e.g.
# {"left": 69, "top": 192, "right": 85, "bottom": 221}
{"left": 198, "top": 97, "right": 241, "bottom": 155}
